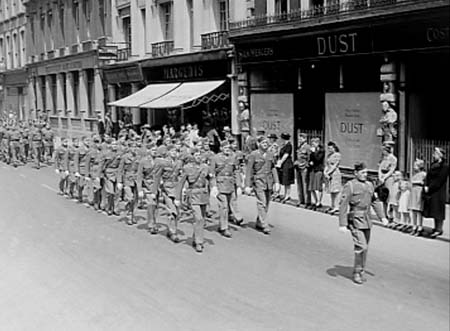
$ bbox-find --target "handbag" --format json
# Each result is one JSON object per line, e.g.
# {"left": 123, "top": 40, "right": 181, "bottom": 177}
{"left": 375, "top": 183, "right": 389, "bottom": 203}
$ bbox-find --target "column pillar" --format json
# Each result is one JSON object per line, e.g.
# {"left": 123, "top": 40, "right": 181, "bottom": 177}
{"left": 108, "top": 84, "right": 117, "bottom": 122}
{"left": 79, "top": 70, "right": 88, "bottom": 131}
{"left": 35, "top": 76, "right": 44, "bottom": 115}
{"left": 66, "top": 72, "right": 75, "bottom": 133}
{"left": 45, "top": 75, "right": 54, "bottom": 115}
{"left": 56, "top": 73, "right": 65, "bottom": 114}
{"left": 93, "top": 68, "right": 105, "bottom": 119}
{"left": 131, "top": 83, "right": 141, "bottom": 127}
{"left": 27, "top": 77, "right": 36, "bottom": 120}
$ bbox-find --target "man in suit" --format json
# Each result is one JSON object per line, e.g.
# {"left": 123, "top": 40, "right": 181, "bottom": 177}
{"left": 245, "top": 136, "right": 280, "bottom": 234}
{"left": 294, "top": 133, "right": 311, "bottom": 207}
{"left": 339, "top": 162, "right": 388, "bottom": 285}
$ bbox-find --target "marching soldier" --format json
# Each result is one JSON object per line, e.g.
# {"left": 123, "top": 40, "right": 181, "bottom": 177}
{"left": 30, "top": 122, "right": 44, "bottom": 169}
{"left": 74, "top": 137, "right": 91, "bottom": 204}
{"left": 0, "top": 120, "right": 7, "bottom": 163}
{"left": 154, "top": 145, "right": 183, "bottom": 243}
{"left": 245, "top": 136, "right": 280, "bottom": 235}
{"left": 86, "top": 136, "right": 104, "bottom": 210}
{"left": 176, "top": 148, "right": 212, "bottom": 253}
{"left": 42, "top": 123, "right": 55, "bottom": 164}
{"left": 210, "top": 141, "right": 243, "bottom": 238}
{"left": 339, "top": 162, "right": 388, "bottom": 285}
{"left": 55, "top": 138, "right": 69, "bottom": 195}
{"left": 136, "top": 143, "right": 159, "bottom": 233}
{"left": 117, "top": 141, "right": 140, "bottom": 224}
{"left": 101, "top": 139, "right": 122, "bottom": 216}
{"left": 9, "top": 123, "right": 23, "bottom": 167}
{"left": 66, "top": 138, "right": 80, "bottom": 199}
{"left": 20, "top": 122, "right": 30, "bottom": 163}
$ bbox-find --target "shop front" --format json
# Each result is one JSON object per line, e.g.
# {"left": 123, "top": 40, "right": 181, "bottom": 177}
{"left": 232, "top": 8, "right": 450, "bottom": 173}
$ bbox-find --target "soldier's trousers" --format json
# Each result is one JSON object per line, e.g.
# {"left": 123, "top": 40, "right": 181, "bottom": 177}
{"left": 162, "top": 193, "right": 179, "bottom": 235}
{"left": 88, "top": 178, "right": 102, "bottom": 209}
{"left": 351, "top": 228, "right": 371, "bottom": 274}
{"left": 58, "top": 171, "right": 68, "bottom": 194}
{"left": 144, "top": 190, "right": 158, "bottom": 229}
{"left": 44, "top": 145, "right": 54, "bottom": 163}
{"left": 192, "top": 204, "right": 207, "bottom": 245}
{"left": 103, "top": 179, "right": 120, "bottom": 214}
{"left": 76, "top": 176, "right": 88, "bottom": 202}
{"left": 216, "top": 191, "right": 242, "bottom": 230}
{"left": 32, "top": 144, "right": 43, "bottom": 168}
{"left": 255, "top": 188, "right": 272, "bottom": 229}
{"left": 10, "top": 142, "right": 21, "bottom": 166}
{"left": 296, "top": 168, "right": 310, "bottom": 205}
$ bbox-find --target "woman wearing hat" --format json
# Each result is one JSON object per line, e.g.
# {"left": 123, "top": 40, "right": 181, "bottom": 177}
{"left": 276, "top": 133, "right": 295, "bottom": 203}
{"left": 423, "top": 147, "right": 449, "bottom": 238}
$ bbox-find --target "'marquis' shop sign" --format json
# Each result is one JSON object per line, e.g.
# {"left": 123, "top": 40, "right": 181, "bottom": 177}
{"left": 145, "top": 61, "right": 228, "bottom": 82}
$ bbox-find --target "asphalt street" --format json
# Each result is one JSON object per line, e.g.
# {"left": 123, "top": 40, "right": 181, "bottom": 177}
{"left": 0, "top": 164, "right": 449, "bottom": 331}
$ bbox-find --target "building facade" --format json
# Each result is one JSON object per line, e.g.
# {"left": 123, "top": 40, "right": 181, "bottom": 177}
{"left": 0, "top": 0, "right": 27, "bottom": 121}
{"left": 102, "top": 0, "right": 253, "bottom": 135}
{"left": 24, "top": 0, "right": 112, "bottom": 136}
{"left": 229, "top": 0, "right": 450, "bottom": 174}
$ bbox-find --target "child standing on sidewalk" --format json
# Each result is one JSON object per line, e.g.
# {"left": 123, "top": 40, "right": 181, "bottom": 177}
{"left": 409, "top": 159, "right": 427, "bottom": 236}
{"left": 387, "top": 170, "right": 402, "bottom": 228}
{"left": 398, "top": 176, "right": 411, "bottom": 232}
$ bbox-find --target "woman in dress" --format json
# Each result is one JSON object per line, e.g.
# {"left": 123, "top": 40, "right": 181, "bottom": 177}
{"left": 409, "top": 159, "right": 426, "bottom": 236}
{"left": 276, "top": 133, "right": 295, "bottom": 203}
{"left": 423, "top": 147, "right": 449, "bottom": 239}
{"left": 308, "top": 137, "right": 325, "bottom": 210}
{"left": 324, "top": 141, "right": 342, "bottom": 214}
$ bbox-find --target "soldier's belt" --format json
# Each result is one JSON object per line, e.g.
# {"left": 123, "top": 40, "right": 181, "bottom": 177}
{"left": 217, "top": 174, "right": 233, "bottom": 178}
{"left": 349, "top": 209, "right": 368, "bottom": 217}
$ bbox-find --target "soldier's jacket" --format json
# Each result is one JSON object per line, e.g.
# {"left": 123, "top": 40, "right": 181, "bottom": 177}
{"left": 136, "top": 156, "right": 158, "bottom": 194}
{"left": 101, "top": 150, "right": 122, "bottom": 182}
{"left": 154, "top": 157, "right": 183, "bottom": 197}
{"left": 202, "top": 150, "right": 215, "bottom": 165}
{"left": 21, "top": 127, "right": 30, "bottom": 144}
{"left": 67, "top": 146, "right": 78, "bottom": 173}
{"left": 177, "top": 163, "right": 211, "bottom": 205}
{"left": 295, "top": 142, "right": 311, "bottom": 169}
{"left": 86, "top": 148, "right": 103, "bottom": 179}
{"left": 8, "top": 127, "right": 21, "bottom": 142}
{"left": 54, "top": 146, "right": 68, "bottom": 171}
{"left": 117, "top": 152, "right": 140, "bottom": 187}
{"left": 234, "top": 150, "right": 246, "bottom": 166}
{"left": 75, "top": 145, "right": 90, "bottom": 176}
{"left": 245, "top": 150, "right": 279, "bottom": 190}
{"left": 339, "top": 179, "right": 385, "bottom": 229}
{"left": 0, "top": 126, "right": 5, "bottom": 142}
{"left": 30, "top": 127, "right": 43, "bottom": 147}
{"left": 42, "top": 128, "right": 55, "bottom": 146}
{"left": 210, "top": 152, "right": 241, "bottom": 194}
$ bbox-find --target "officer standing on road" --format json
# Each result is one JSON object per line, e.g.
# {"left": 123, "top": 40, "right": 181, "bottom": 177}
{"left": 55, "top": 138, "right": 69, "bottom": 195}
{"left": 30, "top": 122, "right": 44, "bottom": 169}
{"left": 245, "top": 136, "right": 280, "bottom": 235}
{"left": 339, "top": 162, "right": 388, "bottom": 285}
{"left": 74, "top": 137, "right": 91, "bottom": 204}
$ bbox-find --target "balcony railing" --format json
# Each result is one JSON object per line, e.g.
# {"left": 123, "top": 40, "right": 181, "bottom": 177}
{"left": 201, "top": 31, "right": 230, "bottom": 50}
{"left": 151, "top": 40, "right": 174, "bottom": 58}
{"left": 230, "top": 0, "right": 446, "bottom": 31}
{"left": 117, "top": 48, "right": 131, "bottom": 61}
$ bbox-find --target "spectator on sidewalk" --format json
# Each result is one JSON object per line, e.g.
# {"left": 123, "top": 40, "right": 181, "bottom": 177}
{"left": 409, "top": 159, "right": 427, "bottom": 236}
{"left": 324, "top": 141, "right": 342, "bottom": 214}
{"left": 276, "top": 133, "right": 295, "bottom": 204}
{"left": 378, "top": 144, "right": 397, "bottom": 214}
{"left": 387, "top": 170, "right": 402, "bottom": 228}
{"left": 294, "top": 133, "right": 311, "bottom": 208}
{"left": 423, "top": 147, "right": 449, "bottom": 239}
{"left": 308, "top": 137, "right": 325, "bottom": 210}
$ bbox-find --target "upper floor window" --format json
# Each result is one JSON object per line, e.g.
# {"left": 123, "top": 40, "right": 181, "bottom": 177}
{"left": 59, "top": 1, "right": 65, "bottom": 40}
{"left": 219, "top": 0, "right": 229, "bottom": 31}
{"left": 82, "top": 0, "right": 90, "bottom": 22}
{"left": 73, "top": 0, "right": 79, "bottom": 30}
{"left": 275, "top": 0, "right": 288, "bottom": 13}
{"left": 122, "top": 16, "right": 131, "bottom": 48}
{"left": 99, "top": 0, "right": 105, "bottom": 32}
{"left": 160, "top": 1, "right": 173, "bottom": 41}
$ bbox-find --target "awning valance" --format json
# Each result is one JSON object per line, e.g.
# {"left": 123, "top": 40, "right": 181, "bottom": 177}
{"left": 108, "top": 83, "right": 180, "bottom": 107}
{"left": 140, "top": 80, "right": 225, "bottom": 109}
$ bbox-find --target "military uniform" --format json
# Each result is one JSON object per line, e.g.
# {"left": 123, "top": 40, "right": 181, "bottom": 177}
{"left": 66, "top": 144, "right": 79, "bottom": 198}
{"left": 339, "top": 178, "right": 385, "bottom": 282}
{"left": 136, "top": 153, "right": 159, "bottom": 232}
{"left": 74, "top": 143, "right": 90, "bottom": 203}
{"left": 295, "top": 141, "right": 311, "bottom": 206}
{"left": 42, "top": 127, "right": 55, "bottom": 164}
{"left": 245, "top": 149, "right": 279, "bottom": 234}
{"left": 54, "top": 144, "right": 69, "bottom": 194}
{"left": 9, "top": 126, "right": 22, "bottom": 167}
{"left": 0, "top": 125, "right": 8, "bottom": 162}
{"left": 101, "top": 147, "right": 122, "bottom": 215}
{"left": 154, "top": 154, "right": 183, "bottom": 239}
{"left": 177, "top": 162, "right": 211, "bottom": 252}
{"left": 21, "top": 126, "right": 30, "bottom": 162}
{"left": 210, "top": 151, "right": 243, "bottom": 234}
{"left": 30, "top": 126, "right": 43, "bottom": 168}
{"left": 117, "top": 149, "right": 140, "bottom": 223}
{"left": 86, "top": 145, "right": 104, "bottom": 209}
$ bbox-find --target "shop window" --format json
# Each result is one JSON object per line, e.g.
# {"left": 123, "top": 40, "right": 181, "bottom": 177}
{"left": 160, "top": 1, "right": 173, "bottom": 41}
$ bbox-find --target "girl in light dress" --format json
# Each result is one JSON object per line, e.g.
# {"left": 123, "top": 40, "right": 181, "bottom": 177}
{"left": 409, "top": 159, "right": 427, "bottom": 236}
{"left": 387, "top": 170, "right": 402, "bottom": 228}
{"left": 397, "top": 177, "right": 411, "bottom": 232}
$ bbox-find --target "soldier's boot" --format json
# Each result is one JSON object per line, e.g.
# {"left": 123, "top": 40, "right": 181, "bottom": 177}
{"left": 353, "top": 272, "right": 363, "bottom": 285}
{"left": 107, "top": 195, "right": 115, "bottom": 216}
{"left": 147, "top": 206, "right": 158, "bottom": 234}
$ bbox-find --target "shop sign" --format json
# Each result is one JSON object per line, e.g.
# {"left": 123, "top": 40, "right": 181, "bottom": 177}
{"left": 163, "top": 64, "right": 204, "bottom": 80}
{"left": 250, "top": 93, "right": 294, "bottom": 143}
{"left": 103, "top": 65, "right": 143, "bottom": 83}
{"left": 325, "top": 92, "right": 380, "bottom": 171}
{"left": 145, "top": 60, "right": 228, "bottom": 82}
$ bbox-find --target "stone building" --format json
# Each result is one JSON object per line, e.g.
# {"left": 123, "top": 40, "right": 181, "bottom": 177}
{"left": 0, "top": 0, "right": 27, "bottom": 121}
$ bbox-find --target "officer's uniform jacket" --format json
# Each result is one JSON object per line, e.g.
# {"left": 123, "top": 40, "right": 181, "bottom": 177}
{"left": 245, "top": 149, "right": 279, "bottom": 190}
{"left": 154, "top": 157, "right": 183, "bottom": 197}
{"left": 29, "top": 127, "right": 43, "bottom": 147}
{"left": 21, "top": 127, "right": 30, "bottom": 145}
{"left": 117, "top": 152, "right": 140, "bottom": 187}
{"left": 54, "top": 146, "right": 68, "bottom": 171}
{"left": 42, "top": 128, "right": 54, "bottom": 147}
{"left": 8, "top": 127, "right": 21, "bottom": 143}
{"left": 210, "top": 153, "right": 240, "bottom": 194}
{"left": 101, "top": 150, "right": 122, "bottom": 182}
{"left": 136, "top": 156, "right": 158, "bottom": 194}
{"left": 86, "top": 148, "right": 103, "bottom": 179}
{"left": 67, "top": 146, "right": 78, "bottom": 176}
{"left": 75, "top": 145, "right": 90, "bottom": 176}
{"left": 295, "top": 142, "right": 311, "bottom": 170}
{"left": 177, "top": 163, "right": 211, "bottom": 205}
{"left": 339, "top": 179, "right": 385, "bottom": 229}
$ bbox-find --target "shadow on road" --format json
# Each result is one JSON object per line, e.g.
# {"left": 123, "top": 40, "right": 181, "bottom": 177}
{"left": 326, "top": 265, "right": 376, "bottom": 283}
